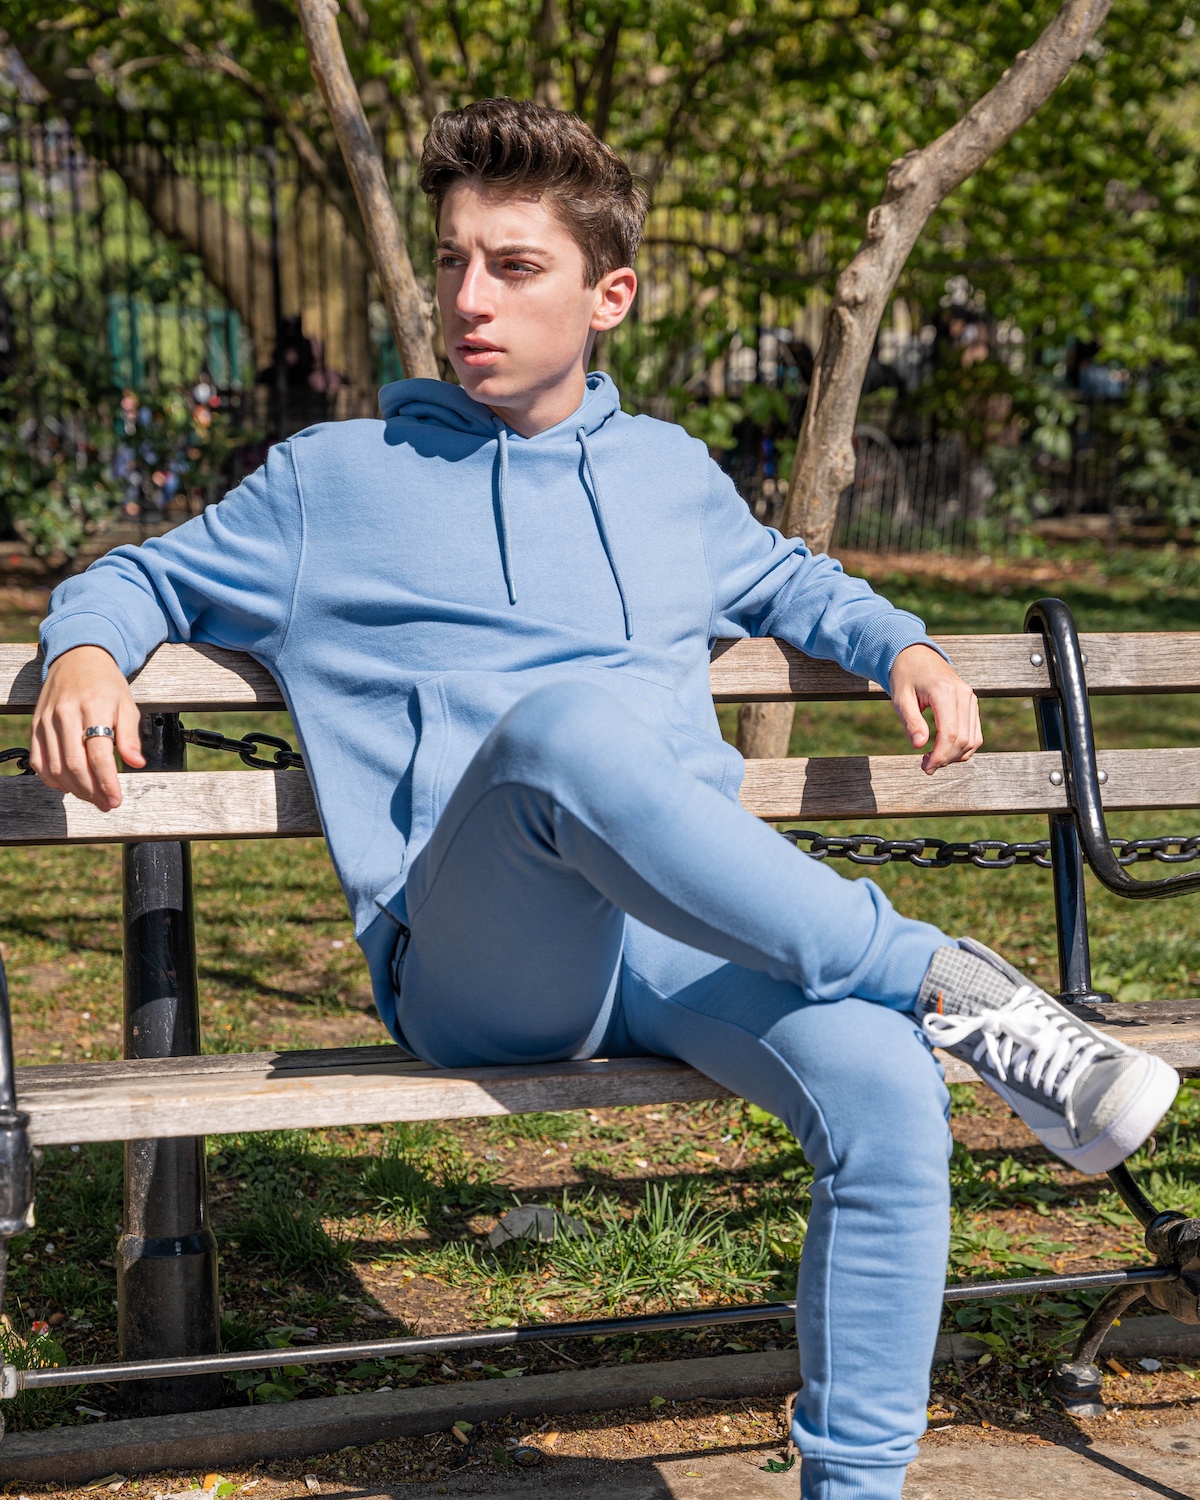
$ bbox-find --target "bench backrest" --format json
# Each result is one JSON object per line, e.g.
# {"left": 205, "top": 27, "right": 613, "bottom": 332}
{"left": 1, "top": 632, "right": 1198, "bottom": 846}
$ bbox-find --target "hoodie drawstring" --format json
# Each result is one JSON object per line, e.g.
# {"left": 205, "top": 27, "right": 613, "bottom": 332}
{"left": 489, "top": 419, "right": 633, "bottom": 640}
{"left": 577, "top": 428, "right": 633, "bottom": 640}
{"left": 493, "top": 423, "right": 517, "bottom": 605}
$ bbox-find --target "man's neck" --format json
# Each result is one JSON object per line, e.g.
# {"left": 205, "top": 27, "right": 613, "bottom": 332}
{"left": 482, "top": 367, "right": 589, "bottom": 438}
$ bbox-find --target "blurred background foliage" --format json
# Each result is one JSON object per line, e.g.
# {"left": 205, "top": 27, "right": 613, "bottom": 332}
{"left": 3, "top": 1, "right": 1200, "bottom": 546}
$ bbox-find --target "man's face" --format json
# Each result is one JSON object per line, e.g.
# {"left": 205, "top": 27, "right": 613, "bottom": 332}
{"left": 436, "top": 179, "right": 635, "bottom": 432}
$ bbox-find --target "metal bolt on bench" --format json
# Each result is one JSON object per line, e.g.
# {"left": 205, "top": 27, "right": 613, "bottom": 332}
{"left": 0, "top": 600, "right": 1197, "bottom": 1428}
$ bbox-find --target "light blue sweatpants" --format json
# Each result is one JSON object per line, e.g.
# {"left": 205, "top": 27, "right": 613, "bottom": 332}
{"left": 394, "top": 682, "right": 955, "bottom": 1500}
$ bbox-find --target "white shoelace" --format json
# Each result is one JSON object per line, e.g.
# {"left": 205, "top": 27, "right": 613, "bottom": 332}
{"left": 922, "top": 985, "right": 1107, "bottom": 1103}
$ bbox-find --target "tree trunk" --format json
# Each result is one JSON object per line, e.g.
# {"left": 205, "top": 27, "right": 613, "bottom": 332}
{"left": 296, "top": 0, "right": 440, "bottom": 381}
{"left": 737, "top": 0, "right": 1112, "bottom": 761}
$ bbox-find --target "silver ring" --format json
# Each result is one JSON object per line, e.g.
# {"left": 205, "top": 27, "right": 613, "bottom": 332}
{"left": 83, "top": 725, "right": 115, "bottom": 742}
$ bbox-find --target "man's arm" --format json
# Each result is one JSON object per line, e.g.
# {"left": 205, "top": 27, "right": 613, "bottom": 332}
{"left": 702, "top": 462, "right": 982, "bottom": 772}
{"left": 32, "top": 439, "right": 305, "bottom": 810}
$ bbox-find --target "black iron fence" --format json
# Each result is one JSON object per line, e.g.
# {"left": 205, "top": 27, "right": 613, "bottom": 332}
{"left": 0, "top": 98, "right": 1159, "bottom": 557}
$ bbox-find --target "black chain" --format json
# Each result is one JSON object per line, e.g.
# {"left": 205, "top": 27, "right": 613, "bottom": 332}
{"left": 784, "top": 830, "right": 1200, "bottom": 870}
{"left": 0, "top": 729, "right": 305, "bottom": 777}
{"left": 0, "top": 748, "right": 31, "bottom": 776}
{"left": 178, "top": 727, "right": 306, "bottom": 771}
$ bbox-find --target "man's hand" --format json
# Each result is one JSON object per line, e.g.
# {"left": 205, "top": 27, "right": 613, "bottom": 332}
{"left": 889, "top": 643, "right": 982, "bottom": 776}
{"left": 30, "top": 646, "right": 144, "bottom": 811}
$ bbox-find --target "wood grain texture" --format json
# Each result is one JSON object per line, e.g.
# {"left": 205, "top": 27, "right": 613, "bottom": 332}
{"left": 7, "top": 632, "right": 1200, "bottom": 714}
{"left": 0, "top": 769, "right": 321, "bottom": 844}
{"left": 14, "top": 1050, "right": 733, "bottom": 1145}
{"left": 15, "top": 998, "right": 1197, "bottom": 1142}
{"left": 3, "top": 745, "right": 1199, "bottom": 843}
{"left": 709, "top": 633, "right": 1200, "bottom": 701}
{"left": 740, "top": 746, "right": 1200, "bottom": 821}
{"left": 0, "top": 643, "right": 286, "bottom": 712}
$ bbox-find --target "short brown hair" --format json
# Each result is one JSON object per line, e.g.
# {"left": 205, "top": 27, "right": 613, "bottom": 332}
{"left": 419, "top": 98, "right": 646, "bottom": 287}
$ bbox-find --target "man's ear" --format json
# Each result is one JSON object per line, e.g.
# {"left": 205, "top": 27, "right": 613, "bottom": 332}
{"left": 591, "top": 267, "right": 637, "bottom": 332}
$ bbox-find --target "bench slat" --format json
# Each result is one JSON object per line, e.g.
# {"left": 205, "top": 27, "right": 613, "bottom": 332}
{"left": 15, "top": 1051, "right": 733, "bottom": 1146}
{"left": 710, "top": 633, "right": 1200, "bottom": 701}
{"left": 5, "top": 633, "right": 1200, "bottom": 715}
{"left": 16, "top": 998, "right": 1200, "bottom": 1143}
{"left": 3, "top": 746, "right": 1198, "bottom": 843}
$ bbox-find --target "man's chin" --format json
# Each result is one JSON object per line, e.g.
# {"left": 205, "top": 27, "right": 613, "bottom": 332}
{"left": 451, "top": 360, "right": 514, "bottom": 401}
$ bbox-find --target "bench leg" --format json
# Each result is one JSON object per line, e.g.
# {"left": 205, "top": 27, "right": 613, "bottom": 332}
{"left": 117, "top": 712, "right": 221, "bottom": 1416}
{"left": 1051, "top": 1282, "right": 1146, "bottom": 1417}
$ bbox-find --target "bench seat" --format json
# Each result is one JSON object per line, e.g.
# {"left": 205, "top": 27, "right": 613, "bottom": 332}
{"left": 14, "top": 996, "right": 1200, "bottom": 1145}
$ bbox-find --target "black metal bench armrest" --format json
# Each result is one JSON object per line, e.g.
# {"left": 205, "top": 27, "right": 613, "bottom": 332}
{"left": 1028, "top": 596, "right": 1200, "bottom": 900}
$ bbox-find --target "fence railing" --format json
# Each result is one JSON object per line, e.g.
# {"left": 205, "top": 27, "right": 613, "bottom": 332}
{"left": 0, "top": 99, "right": 1153, "bottom": 556}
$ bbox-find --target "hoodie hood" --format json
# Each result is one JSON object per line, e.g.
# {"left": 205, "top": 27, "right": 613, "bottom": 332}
{"left": 378, "top": 368, "right": 622, "bottom": 438}
{"left": 378, "top": 371, "right": 631, "bottom": 636}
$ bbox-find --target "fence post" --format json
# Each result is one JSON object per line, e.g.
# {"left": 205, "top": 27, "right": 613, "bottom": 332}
{"left": 117, "top": 711, "right": 221, "bottom": 1415}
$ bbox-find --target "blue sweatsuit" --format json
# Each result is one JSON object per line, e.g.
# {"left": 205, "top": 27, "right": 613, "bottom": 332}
{"left": 42, "top": 373, "right": 954, "bottom": 1499}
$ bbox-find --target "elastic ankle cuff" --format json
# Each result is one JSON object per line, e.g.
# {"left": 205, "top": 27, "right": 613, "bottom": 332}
{"left": 800, "top": 1459, "right": 908, "bottom": 1500}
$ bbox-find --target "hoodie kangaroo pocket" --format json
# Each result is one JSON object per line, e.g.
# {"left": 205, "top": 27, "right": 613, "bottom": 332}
{"left": 406, "top": 674, "right": 452, "bottom": 858}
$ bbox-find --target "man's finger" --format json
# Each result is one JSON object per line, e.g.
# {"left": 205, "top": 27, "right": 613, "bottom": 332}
{"left": 86, "top": 733, "right": 122, "bottom": 810}
{"left": 921, "top": 689, "right": 969, "bottom": 773}
{"left": 115, "top": 696, "right": 145, "bottom": 772}
{"left": 893, "top": 684, "right": 930, "bottom": 748}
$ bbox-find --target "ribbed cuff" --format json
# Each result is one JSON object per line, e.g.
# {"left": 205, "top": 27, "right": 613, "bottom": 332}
{"left": 848, "top": 614, "right": 950, "bottom": 696}
{"left": 39, "top": 613, "right": 132, "bottom": 677}
{"left": 800, "top": 1459, "right": 908, "bottom": 1500}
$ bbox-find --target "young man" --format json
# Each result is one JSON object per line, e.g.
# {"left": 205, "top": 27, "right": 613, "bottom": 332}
{"left": 32, "top": 100, "right": 1177, "bottom": 1499}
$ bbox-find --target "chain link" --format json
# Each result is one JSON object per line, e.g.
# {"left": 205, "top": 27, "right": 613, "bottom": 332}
{"left": 0, "top": 748, "right": 31, "bottom": 776}
{"left": 178, "top": 727, "right": 306, "bottom": 771}
{"left": 784, "top": 830, "right": 1200, "bottom": 870}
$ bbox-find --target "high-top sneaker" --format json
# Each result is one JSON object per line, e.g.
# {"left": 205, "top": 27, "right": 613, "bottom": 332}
{"left": 918, "top": 939, "right": 1179, "bottom": 1174}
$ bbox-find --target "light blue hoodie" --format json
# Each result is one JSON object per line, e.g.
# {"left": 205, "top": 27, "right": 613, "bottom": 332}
{"left": 41, "top": 373, "right": 938, "bottom": 1035}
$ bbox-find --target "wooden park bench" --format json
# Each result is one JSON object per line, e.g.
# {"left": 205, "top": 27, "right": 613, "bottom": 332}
{"left": 0, "top": 595, "right": 1196, "bottom": 1429}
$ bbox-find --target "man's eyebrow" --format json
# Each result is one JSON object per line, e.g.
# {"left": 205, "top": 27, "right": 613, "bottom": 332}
{"left": 436, "top": 238, "right": 551, "bottom": 257}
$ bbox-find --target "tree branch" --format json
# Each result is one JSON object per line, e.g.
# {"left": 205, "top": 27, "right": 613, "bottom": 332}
{"left": 402, "top": 7, "right": 446, "bottom": 123}
{"left": 590, "top": 18, "right": 621, "bottom": 139}
{"left": 444, "top": 0, "right": 474, "bottom": 91}
{"left": 741, "top": 0, "right": 1112, "bottom": 762}
{"left": 781, "top": 0, "right": 1114, "bottom": 553}
{"left": 295, "top": 0, "right": 440, "bottom": 380}
{"left": 173, "top": 37, "right": 370, "bottom": 256}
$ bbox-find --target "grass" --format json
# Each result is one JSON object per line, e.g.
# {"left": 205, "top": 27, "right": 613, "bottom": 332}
{"left": 1, "top": 540, "right": 1200, "bottom": 1431}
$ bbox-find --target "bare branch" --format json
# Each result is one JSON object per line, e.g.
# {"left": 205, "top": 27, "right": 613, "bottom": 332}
{"left": 532, "top": 0, "right": 563, "bottom": 108}
{"left": 445, "top": 0, "right": 474, "bottom": 90}
{"left": 343, "top": 0, "right": 371, "bottom": 36}
{"left": 402, "top": 7, "right": 446, "bottom": 123}
{"left": 590, "top": 18, "right": 621, "bottom": 140}
{"left": 296, "top": 0, "right": 440, "bottom": 380}
{"left": 781, "top": 0, "right": 1114, "bottom": 554}
{"left": 173, "top": 37, "right": 368, "bottom": 254}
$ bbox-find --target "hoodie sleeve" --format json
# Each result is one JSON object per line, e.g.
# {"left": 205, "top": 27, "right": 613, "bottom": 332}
{"left": 40, "top": 440, "right": 305, "bottom": 678}
{"left": 700, "top": 460, "right": 945, "bottom": 691}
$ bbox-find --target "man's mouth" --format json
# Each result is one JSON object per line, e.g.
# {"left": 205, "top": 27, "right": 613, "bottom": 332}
{"left": 458, "top": 340, "right": 503, "bottom": 366}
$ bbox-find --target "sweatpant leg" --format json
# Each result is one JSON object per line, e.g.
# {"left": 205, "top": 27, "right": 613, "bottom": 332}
{"left": 397, "top": 680, "right": 948, "bottom": 1066}
{"left": 622, "top": 923, "right": 953, "bottom": 1500}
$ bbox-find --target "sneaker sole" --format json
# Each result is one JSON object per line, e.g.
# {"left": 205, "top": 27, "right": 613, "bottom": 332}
{"left": 1058, "top": 1053, "right": 1180, "bottom": 1174}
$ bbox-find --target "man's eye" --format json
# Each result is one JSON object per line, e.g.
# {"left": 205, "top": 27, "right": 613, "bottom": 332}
{"left": 437, "top": 255, "right": 463, "bottom": 269}
{"left": 504, "top": 262, "right": 537, "bottom": 275}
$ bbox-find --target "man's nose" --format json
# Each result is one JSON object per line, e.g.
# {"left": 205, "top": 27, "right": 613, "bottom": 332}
{"left": 456, "top": 256, "right": 493, "bottom": 320}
